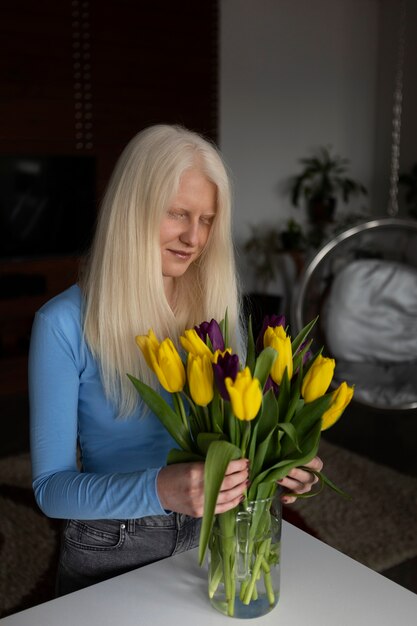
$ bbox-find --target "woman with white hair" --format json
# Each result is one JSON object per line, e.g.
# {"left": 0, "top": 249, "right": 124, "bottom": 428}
{"left": 29, "top": 124, "right": 322, "bottom": 595}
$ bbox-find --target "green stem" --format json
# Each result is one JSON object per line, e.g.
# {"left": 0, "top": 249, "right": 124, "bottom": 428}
{"left": 208, "top": 561, "right": 223, "bottom": 599}
{"left": 173, "top": 393, "right": 188, "bottom": 430}
{"left": 202, "top": 405, "right": 211, "bottom": 432}
{"left": 240, "top": 421, "right": 251, "bottom": 458}
{"left": 242, "top": 540, "right": 268, "bottom": 605}
{"left": 222, "top": 543, "right": 235, "bottom": 616}
{"left": 261, "top": 557, "right": 275, "bottom": 606}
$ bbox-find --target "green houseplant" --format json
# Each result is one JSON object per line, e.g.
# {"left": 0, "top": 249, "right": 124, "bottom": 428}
{"left": 243, "top": 220, "right": 306, "bottom": 293}
{"left": 290, "top": 146, "right": 367, "bottom": 224}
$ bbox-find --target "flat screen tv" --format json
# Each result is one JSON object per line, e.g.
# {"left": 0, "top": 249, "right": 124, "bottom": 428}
{"left": 0, "top": 155, "right": 96, "bottom": 260}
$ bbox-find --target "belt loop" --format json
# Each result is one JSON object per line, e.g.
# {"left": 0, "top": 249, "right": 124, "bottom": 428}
{"left": 127, "top": 519, "right": 135, "bottom": 534}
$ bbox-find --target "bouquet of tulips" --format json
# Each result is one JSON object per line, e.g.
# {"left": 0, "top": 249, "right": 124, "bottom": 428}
{"left": 128, "top": 313, "right": 353, "bottom": 616}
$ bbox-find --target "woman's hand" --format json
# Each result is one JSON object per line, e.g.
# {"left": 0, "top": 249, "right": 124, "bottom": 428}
{"left": 157, "top": 459, "right": 249, "bottom": 517}
{"left": 277, "top": 456, "right": 323, "bottom": 504}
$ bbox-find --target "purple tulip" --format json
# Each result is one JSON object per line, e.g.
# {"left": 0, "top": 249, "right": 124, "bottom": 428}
{"left": 195, "top": 319, "right": 225, "bottom": 352}
{"left": 299, "top": 340, "right": 313, "bottom": 366}
{"left": 255, "top": 314, "right": 286, "bottom": 354}
{"left": 295, "top": 340, "right": 313, "bottom": 366}
{"left": 213, "top": 352, "right": 240, "bottom": 400}
{"left": 264, "top": 375, "right": 279, "bottom": 395}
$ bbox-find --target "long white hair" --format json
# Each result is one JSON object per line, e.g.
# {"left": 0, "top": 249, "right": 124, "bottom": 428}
{"left": 80, "top": 124, "right": 243, "bottom": 416}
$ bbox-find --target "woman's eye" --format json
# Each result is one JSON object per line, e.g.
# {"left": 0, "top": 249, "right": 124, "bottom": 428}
{"left": 168, "top": 211, "right": 186, "bottom": 220}
{"left": 200, "top": 216, "right": 214, "bottom": 226}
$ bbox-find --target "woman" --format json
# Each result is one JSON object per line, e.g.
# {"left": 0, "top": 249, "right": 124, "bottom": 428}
{"left": 29, "top": 124, "right": 322, "bottom": 595}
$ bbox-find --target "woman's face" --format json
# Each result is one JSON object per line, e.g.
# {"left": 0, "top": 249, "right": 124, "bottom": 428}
{"left": 160, "top": 167, "right": 217, "bottom": 295}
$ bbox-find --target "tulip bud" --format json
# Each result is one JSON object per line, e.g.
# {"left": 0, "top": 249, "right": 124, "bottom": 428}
{"left": 136, "top": 331, "right": 185, "bottom": 393}
{"left": 225, "top": 367, "right": 262, "bottom": 421}
{"left": 212, "top": 350, "right": 240, "bottom": 400}
{"left": 180, "top": 329, "right": 213, "bottom": 359}
{"left": 321, "top": 381, "right": 354, "bottom": 431}
{"left": 135, "top": 329, "right": 160, "bottom": 370}
{"left": 187, "top": 353, "right": 214, "bottom": 406}
{"left": 256, "top": 314, "right": 286, "bottom": 354}
{"left": 194, "top": 319, "right": 225, "bottom": 352}
{"left": 301, "top": 354, "right": 335, "bottom": 402}
{"left": 263, "top": 325, "right": 293, "bottom": 384}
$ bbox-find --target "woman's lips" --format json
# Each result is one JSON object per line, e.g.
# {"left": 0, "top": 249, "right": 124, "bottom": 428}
{"left": 167, "top": 249, "right": 193, "bottom": 260}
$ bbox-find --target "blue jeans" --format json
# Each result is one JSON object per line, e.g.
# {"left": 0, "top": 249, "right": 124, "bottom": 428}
{"left": 56, "top": 514, "right": 201, "bottom": 596}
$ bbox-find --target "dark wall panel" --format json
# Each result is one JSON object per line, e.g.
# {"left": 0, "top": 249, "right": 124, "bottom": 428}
{"left": 0, "top": 0, "right": 219, "bottom": 194}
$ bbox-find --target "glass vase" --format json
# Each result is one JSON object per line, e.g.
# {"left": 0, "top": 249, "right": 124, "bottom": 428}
{"left": 208, "top": 494, "right": 282, "bottom": 619}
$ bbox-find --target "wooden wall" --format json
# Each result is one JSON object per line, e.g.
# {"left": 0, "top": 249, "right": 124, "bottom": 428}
{"left": 0, "top": 0, "right": 219, "bottom": 395}
{"left": 0, "top": 0, "right": 219, "bottom": 195}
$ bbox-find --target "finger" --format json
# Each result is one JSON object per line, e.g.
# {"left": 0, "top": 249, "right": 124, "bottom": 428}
{"left": 285, "top": 467, "right": 319, "bottom": 486}
{"left": 214, "top": 492, "right": 245, "bottom": 515}
{"left": 304, "top": 455, "right": 323, "bottom": 472}
{"left": 217, "top": 478, "right": 249, "bottom": 504}
{"left": 220, "top": 459, "right": 249, "bottom": 492}
{"left": 281, "top": 493, "right": 297, "bottom": 505}
{"left": 278, "top": 475, "right": 313, "bottom": 494}
{"left": 225, "top": 458, "right": 250, "bottom": 476}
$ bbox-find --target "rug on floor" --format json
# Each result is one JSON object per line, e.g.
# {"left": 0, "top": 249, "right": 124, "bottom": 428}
{"left": 291, "top": 438, "right": 417, "bottom": 573}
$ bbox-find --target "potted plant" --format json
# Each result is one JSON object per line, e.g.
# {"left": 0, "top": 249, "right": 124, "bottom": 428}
{"left": 399, "top": 163, "right": 417, "bottom": 218}
{"left": 290, "top": 146, "right": 367, "bottom": 224}
{"left": 243, "top": 220, "right": 306, "bottom": 292}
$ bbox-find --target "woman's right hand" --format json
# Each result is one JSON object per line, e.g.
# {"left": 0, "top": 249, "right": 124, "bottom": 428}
{"left": 157, "top": 459, "right": 249, "bottom": 517}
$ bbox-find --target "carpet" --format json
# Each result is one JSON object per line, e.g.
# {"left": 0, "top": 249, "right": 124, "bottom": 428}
{"left": 1, "top": 442, "right": 417, "bottom": 618}
{"left": 0, "top": 454, "right": 60, "bottom": 618}
{"left": 290, "top": 438, "right": 417, "bottom": 572}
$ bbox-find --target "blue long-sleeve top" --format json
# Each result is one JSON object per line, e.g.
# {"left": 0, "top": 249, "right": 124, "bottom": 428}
{"left": 29, "top": 284, "right": 177, "bottom": 520}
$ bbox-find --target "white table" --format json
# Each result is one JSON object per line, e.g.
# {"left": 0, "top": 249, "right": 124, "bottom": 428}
{"left": 1, "top": 521, "right": 416, "bottom": 625}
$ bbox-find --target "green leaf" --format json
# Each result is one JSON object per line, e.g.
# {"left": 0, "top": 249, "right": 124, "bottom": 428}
{"left": 225, "top": 403, "right": 239, "bottom": 447}
{"left": 292, "top": 339, "right": 313, "bottom": 374}
{"left": 209, "top": 389, "right": 224, "bottom": 434}
{"left": 277, "top": 368, "right": 291, "bottom": 419}
{"left": 291, "top": 317, "right": 318, "bottom": 354}
{"left": 167, "top": 449, "right": 205, "bottom": 464}
{"left": 251, "top": 426, "right": 277, "bottom": 479}
{"left": 198, "top": 440, "right": 242, "bottom": 565}
{"left": 248, "top": 417, "right": 322, "bottom": 497}
{"left": 245, "top": 315, "right": 256, "bottom": 373}
{"left": 196, "top": 432, "right": 226, "bottom": 456}
{"left": 264, "top": 423, "right": 281, "bottom": 468}
{"left": 277, "top": 422, "right": 301, "bottom": 452}
{"left": 253, "top": 347, "right": 277, "bottom": 390}
{"left": 219, "top": 309, "right": 229, "bottom": 347}
{"left": 283, "top": 368, "right": 303, "bottom": 423}
{"left": 127, "top": 374, "right": 193, "bottom": 452}
{"left": 280, "top": 393, "right": 331, "bottom": 458}
{"left": 295, "top": 468, "right": 351, "bottom": 500}
{"left": 257, "top": 388, "right": 279, "bottom": 441}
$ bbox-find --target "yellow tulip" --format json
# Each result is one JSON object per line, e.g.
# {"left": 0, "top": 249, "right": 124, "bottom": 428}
{"left": 135, "top": 329, "right": 160, "bottom": 370}
{"left": 180, "top": 329, "right": 213, "bottom": 359}
{"left": 225, "top": 367, "right": 262, "bottom": 421}
{"left": 321, "top": 382, "right": 354, "bottom": 431}
{"left": 135, "top": 331, "right": 185, "bottom": 393}
{"left": 187, "top": 353, "right": 214, "bottom": 406}
{"left": 213, "top": 348, "right": 232, "bottom": 363}
{"left": 263, "top": 325, "right": 293, "bottom": 384}
{"left": 301, "top": 354, "right": 335, "bottom": 402}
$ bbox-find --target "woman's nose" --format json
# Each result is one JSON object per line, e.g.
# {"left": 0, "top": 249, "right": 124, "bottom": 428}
{"left": 180, "top": 220, "right": 199, "bottom": 246}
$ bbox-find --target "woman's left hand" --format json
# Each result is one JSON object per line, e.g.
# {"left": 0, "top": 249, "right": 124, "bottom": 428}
{"left": 277, "top": 456, "right": 323, "bottom": 504}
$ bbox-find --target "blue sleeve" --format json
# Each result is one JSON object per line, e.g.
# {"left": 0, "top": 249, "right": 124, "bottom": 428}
{"left": 29, "top": 309, "right": 167, "bottom": 520}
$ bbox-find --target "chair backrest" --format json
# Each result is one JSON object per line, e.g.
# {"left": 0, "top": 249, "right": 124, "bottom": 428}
{"left": 291, "top": 217, "right": 417, "bottom": 409}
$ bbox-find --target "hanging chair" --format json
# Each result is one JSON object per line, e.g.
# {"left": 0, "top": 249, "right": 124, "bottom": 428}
{"left": 292, "top": 0, "right": 417, "bottom": 411}
{"left": 291, "top": 217, "right": 417, "bottom": 410}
